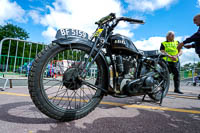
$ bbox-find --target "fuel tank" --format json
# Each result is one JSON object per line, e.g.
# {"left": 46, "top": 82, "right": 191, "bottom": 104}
{"left": 109, "top": 34, "right": 139, "bottom": 55}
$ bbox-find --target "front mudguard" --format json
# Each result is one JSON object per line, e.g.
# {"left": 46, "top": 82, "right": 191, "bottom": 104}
{"left": 52, "top": 37, "right": 110, "bottom": 92}
{"left": 52, "top": 37, "right": 93, "bottom": 47}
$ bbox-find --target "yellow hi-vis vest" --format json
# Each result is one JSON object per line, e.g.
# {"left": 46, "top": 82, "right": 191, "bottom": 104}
{"left": 162, "top": 41, "right": 179, "bottom": 62}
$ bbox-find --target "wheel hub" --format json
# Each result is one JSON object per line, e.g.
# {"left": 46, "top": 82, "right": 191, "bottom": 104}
{"left": 63, "top": 68, "right": 82, "bottom": 90}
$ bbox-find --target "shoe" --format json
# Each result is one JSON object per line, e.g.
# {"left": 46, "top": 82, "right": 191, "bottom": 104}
{"left": 198, "top": 94, "right": 200, "bottom": 99}
{"left": 174, "top": 90, "right": 184, "bottom": 94}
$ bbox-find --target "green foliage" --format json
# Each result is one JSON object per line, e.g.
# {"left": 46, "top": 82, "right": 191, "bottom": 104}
{"left": 181, "top": 62, "right": 200, "bottom": 71}
{"left": 0, "top": 23, "right": 30, "bottom": 56}
{"left": 0, "top": 23, "right": 29, "bottom": 40}
{"left": 181, "top": 63, "right": 192, "bottom": 71}
{"left": 197, "top": 62, "right": 200, "bottom": 68}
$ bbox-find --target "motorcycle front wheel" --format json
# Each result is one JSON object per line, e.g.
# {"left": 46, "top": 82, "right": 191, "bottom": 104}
{"left": 28, "top": 43, "right": 108, "bottom": 121}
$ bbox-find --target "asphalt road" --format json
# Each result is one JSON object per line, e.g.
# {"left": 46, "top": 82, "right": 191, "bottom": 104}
{"left": 0, "top": 81, "right": 199, "bottom": 133}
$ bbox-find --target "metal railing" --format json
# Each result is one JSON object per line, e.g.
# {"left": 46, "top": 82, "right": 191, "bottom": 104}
{"left": 0, "top": 38, "right": 45, "bottom": 90}
{"left": 0, "top": 38, "right": 98, "bottom": 90}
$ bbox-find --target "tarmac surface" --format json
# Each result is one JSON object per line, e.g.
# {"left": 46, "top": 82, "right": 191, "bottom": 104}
{"left": 0, "top": 80, "right": 199, "bottom": 133}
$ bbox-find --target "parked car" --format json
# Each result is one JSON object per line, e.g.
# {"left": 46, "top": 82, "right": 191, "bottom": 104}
{"left": 54, "top": 60, "right": 73, "bottom": 75}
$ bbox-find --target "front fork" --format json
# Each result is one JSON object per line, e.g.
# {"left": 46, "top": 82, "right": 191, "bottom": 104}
{"left": 80, "top": 28, "right": 109, "bottom": 78}
{"left": 80, "top": 42, "right": 105, "bottom": 78}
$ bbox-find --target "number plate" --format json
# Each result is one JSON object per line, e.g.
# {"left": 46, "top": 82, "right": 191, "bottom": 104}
{"left": 55, "top": 28, "right": 89, "bottom": 40}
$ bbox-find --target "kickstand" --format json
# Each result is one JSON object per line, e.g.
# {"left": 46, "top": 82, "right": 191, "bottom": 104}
{"left": 142, "top": 94, "right": 146, "bottom": 101}
{"left": 159, "top": 89, "right": 165, "bottom": 106}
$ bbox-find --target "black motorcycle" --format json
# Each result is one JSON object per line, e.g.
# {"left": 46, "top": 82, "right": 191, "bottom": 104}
{"left": 28, "top": 13, "right": 170, "bottom": 121}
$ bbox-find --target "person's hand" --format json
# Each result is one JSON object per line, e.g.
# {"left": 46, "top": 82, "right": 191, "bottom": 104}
{"left": 170, "top": 56, "right": 177, "bottom": 61}
{"left": 167, "top": 55, "right": 176, "bottom": 61}
{"left": 184, "top": 45, "right": 193, "bottom": 49}
{"left": 168, "top": 55, "right": 172, "bottom": 58}
{"left": 174, "top": 55, "right": 178, "bottom": 59}
{"left": 177, "top": 42, "right": 184, "bottom": 51}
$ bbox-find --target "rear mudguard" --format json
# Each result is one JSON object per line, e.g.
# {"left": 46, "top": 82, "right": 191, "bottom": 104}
{"left": 52, "top": 37, "right": 110, "bottom": 92}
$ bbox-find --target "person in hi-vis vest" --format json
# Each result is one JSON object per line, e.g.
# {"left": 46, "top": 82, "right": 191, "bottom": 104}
{"left": 160, "top": 31, "right": 183, "bottom": 94}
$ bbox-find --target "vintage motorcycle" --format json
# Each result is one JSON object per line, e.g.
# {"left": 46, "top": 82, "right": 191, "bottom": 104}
{"left": 28, "top": 13, "right": 170, "bottom": 121}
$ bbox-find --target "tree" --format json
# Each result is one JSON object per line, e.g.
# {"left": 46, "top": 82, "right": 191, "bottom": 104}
{"left": 181, "top": 63, "right": 192, "bottom": 71}
{"left": 197, "top": 62, "right": 200, "bottom": 68}
{"left": 0, "top": 23, "right": 30, "bottom": 56}
{"left": 0, "top": 24, "right": 45, "bottom": 72}
{"left": 0, "top": 23, "right": 29, "bottom": 41}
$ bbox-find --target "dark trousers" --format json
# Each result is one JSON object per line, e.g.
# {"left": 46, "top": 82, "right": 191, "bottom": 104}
{"left": 167, "top": 61, "right": 181, "bottom": 91}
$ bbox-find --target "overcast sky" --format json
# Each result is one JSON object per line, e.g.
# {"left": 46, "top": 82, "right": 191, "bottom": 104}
{"left": 0, "top": 0, "right": 200, "bottom": 65}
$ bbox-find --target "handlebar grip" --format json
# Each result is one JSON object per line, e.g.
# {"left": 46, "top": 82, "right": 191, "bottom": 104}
{"left": 130, "top": 19, "right": 145, "bottom": 24}
{"left": 121, "top": 17, "right": 145, "bottom": 24}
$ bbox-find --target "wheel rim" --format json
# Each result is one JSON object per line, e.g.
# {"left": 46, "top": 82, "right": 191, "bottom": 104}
{"left": 39, "top": 46, "right": 104, "bottom": 111}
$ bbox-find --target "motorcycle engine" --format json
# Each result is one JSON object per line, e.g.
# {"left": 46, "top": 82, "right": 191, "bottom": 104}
{"left": 121, "top": 75, "right": 155, "bottom": 96}
{"left": 115, "top": 55, "right": 136, "bottom": 76}
{"left": 115, "top": 55, "right": 156, "bottom": 96}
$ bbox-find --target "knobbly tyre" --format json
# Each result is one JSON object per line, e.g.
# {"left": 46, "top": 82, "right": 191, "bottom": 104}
{"left": 28, "top": 13, "right": 170, "bottom": 121}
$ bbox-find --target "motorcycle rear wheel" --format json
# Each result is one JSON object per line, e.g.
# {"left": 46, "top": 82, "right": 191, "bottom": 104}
{"left": 148, "top": 60, "right": 170, "bottom": 101}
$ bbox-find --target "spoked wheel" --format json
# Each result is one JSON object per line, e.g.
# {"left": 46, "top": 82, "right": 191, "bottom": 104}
{"left": 28, "top": 43, "right": 108, "bottom": 121}
{"left": 148, "top": 60, "right": 170, "bottom": 101}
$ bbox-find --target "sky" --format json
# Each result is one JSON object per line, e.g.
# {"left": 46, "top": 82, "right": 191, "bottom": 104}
{"left": 0, "top": 0, "right": 200, "bottom": 65}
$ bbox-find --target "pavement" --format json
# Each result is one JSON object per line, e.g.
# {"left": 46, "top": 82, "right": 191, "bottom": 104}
{"left": 0, "top": 81, "right": 199, "bottom": 133}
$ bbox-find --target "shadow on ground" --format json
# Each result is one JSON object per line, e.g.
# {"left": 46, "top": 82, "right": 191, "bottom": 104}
{"left": 36, "top": 107, "right": 200, "bottom": 133}
{"left": 0, "top": 101, "right": 57, "bottom": 124}
{"left": 0, "top": 101, "right": 199, "bottom": 133}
